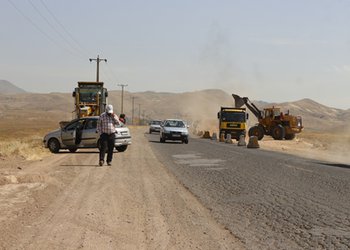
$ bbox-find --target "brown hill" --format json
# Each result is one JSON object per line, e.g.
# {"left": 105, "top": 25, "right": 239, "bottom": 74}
{"left": 0, "top": 89, "right": 348, "bottom": 133}
{"left": 0, "top": 80, "right": 27, "bottom": 94}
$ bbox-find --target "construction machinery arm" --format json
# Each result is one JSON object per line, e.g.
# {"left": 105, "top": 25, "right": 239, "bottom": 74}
{"left": 232, "top": 94, "right": 262, "bottom": 120}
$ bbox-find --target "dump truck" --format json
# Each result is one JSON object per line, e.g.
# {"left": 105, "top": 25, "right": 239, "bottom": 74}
{"left": 217, "top": 107, "right": 248, "bottom": 140}
{"left": 72, "top": 81, "right": 108, "bottom": 118}
{"left": 232, "top": 94, "right": 303, "bottom": 140}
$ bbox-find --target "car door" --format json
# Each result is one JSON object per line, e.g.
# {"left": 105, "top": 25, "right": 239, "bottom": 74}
{"left": 80, "top": 118, "right": 99, "bottom": 146}
{"left": 61, "top": 120, "right": 84, "bottom": 147}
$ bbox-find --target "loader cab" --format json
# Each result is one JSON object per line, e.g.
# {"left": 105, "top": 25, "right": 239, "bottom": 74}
{"left": 264, "top": 108, "right": 281, "bottom": 119}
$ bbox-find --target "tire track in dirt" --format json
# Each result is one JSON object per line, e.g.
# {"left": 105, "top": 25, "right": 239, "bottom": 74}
{"left": 1, "top": 127, "right": 243, "bottom": 249}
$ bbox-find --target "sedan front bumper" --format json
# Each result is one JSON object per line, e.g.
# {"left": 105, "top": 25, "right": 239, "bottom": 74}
{"left": 163, "top": 132, "right": 188, "bottom": 141}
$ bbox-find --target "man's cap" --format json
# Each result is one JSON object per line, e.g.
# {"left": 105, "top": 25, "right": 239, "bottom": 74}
{"left": 106, "top": 104, "right": 113, "bottom": 114}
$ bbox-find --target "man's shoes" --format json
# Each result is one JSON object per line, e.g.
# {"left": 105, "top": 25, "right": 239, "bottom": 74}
{"left": 99, "top": 160, "right": 104, "bottom": 166}
{"left": 107, "top": 162, "right": 112, "bottom": 166}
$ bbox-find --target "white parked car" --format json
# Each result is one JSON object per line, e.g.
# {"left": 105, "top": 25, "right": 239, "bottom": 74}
{"left": 43, "top": 116, "right": 131, "bottom": 153}
{"left": 160, "top": 119, "right": 189, "bottom": 144}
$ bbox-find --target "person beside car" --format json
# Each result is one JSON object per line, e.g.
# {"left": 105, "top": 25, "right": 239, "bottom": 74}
{"left": 119, "top": 113, "right": 126, "bottom": 124}
{"left": 97, "top": 104, "right": 120, "bottom": 166}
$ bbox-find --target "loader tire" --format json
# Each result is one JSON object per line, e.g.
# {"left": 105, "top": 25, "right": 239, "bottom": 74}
{"left": 285, "top": 133, "right": 296, "bottom": 140}
{"left": 248, "top": 126, "right": 264, "bottom": 140}
{"left": 272, "top": 125, "right": 285, "bottom": 140}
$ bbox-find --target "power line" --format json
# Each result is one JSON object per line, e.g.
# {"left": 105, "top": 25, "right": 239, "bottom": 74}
{"left": 8, "top": 0, "right": 123, "bottom": 87}
{"left": 106, "top": 62, "right": 120, "bottom": 82}
{"left": 7, "top": 0, "right": 84, "bottom": 60}
{"left": 100, "top": 67, "right": 114, "bottom": 85}
{"left": 39, "top": 0, "right": 90, "bottom": 57}
{"left": 27, "top": 0, "right": 85, "bottom": 60}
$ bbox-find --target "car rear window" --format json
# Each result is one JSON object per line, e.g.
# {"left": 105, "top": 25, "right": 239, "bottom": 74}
{"left": 164, "top": 120, "right": 185, "bottom": 127}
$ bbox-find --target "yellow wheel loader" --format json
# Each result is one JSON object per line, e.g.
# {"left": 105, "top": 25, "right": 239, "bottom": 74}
{"left": 232, "top": 94, "right": 303, "bottom": 140}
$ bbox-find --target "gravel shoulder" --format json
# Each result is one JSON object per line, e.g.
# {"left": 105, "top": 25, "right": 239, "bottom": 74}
{"left": 0, "top": 127, "right": 242, "bottom": 249}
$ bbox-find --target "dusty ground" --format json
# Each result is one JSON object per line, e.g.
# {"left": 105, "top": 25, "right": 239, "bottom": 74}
{"left": 257, "top": 130, "right": 349, "bottom": 165}
{"left": 0, "top": 127, "right": 243, "bottom": 249}
{"left": 0, "top": 115, "right": 348, "bottom": 249}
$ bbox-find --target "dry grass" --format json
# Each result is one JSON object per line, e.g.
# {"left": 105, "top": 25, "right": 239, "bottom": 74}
{"left": 0, "top": 115, "right": 58, "bottom": 161}
{"left": 0, "top": 135, "right": 51, "bottom": 161}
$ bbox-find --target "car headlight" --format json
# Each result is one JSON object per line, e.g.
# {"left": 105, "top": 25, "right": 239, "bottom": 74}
{"left": 182, "top": 131, "right": 188, "bottom": 135}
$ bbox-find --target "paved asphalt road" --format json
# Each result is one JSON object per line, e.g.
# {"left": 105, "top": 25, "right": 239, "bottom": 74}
{"left": 146, "top": 133, "right": 350, "bottom": 250}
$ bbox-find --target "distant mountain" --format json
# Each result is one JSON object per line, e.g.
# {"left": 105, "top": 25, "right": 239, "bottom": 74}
{"left": 0, "top": 80, "right": 27, "bottom": 94}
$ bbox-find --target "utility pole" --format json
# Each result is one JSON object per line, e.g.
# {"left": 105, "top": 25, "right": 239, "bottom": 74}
{"left": 131, "top": 97, "right": 136, "bottom": 125}
{"left": 118, "top": 84, "right": 128, "bottom": 114}
{"left": 138, "top": 103, "right": 141, "bottom": 125}
{"left": 89, "top": 55, "right": 107, "bottom": 82}
{"left": 142, "top": 110, "right": 145, "bottom": 124}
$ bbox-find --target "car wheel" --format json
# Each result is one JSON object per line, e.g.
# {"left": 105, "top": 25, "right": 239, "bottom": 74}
{"left": 183, "top": 138, "right": 189, "bottom": 144}
{"left": 48, "top": 138, "right": 60, "bottom": 153}
{"left": 160, "top": 135, "right": 165, "bottom": 143}
{"left": 68, "top": 147, "right": 78, "bottom": 153}
{"left": 116, "top": 145, "right": 128, "bottom": 152}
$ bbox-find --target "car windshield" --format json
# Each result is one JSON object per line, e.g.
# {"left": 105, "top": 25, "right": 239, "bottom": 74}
{"left": 151, "top": 120, "right": 161, "bottom": 125}
{"left": 164, "top": 120, "right": 185, "bottom": 128}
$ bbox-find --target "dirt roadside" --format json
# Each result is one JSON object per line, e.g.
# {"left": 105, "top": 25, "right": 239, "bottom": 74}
{"left": 0, "top": 127, "right": 243, "bottom": 250}
{"left": 257, "top": 135, "right": 349, "bottom": 165}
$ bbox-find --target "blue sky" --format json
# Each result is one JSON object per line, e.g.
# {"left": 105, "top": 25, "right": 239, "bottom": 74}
{"left": 1, "top": 0, "right": 350, "bottom": 109}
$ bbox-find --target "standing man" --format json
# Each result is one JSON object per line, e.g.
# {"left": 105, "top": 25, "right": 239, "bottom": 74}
{"left": 97, "top": 104, "right": 120, "bottom": 166}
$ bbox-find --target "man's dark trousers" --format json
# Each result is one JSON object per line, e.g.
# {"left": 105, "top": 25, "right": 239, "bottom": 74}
{"left": 99, "top": 133, "right": 115, "bottom": 163}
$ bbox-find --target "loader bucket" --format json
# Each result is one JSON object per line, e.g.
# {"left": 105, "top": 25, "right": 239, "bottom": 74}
{"left": 232, "top": 94, "right": 245, "bottom": 108}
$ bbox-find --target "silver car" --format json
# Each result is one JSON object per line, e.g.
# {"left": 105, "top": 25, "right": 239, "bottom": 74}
{"left": 149, "top": 120, "right": 162, "bottom": 134}
{"left": 160, "top": 119, "right": 189, "bottom": 144}
{"left": 43, "top": 116, "right": 132, "bottom": 153}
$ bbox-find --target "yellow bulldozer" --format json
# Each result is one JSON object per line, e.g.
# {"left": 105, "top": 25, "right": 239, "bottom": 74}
{"left": 232, "top": 94, "right": 303, "bottom": 140}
